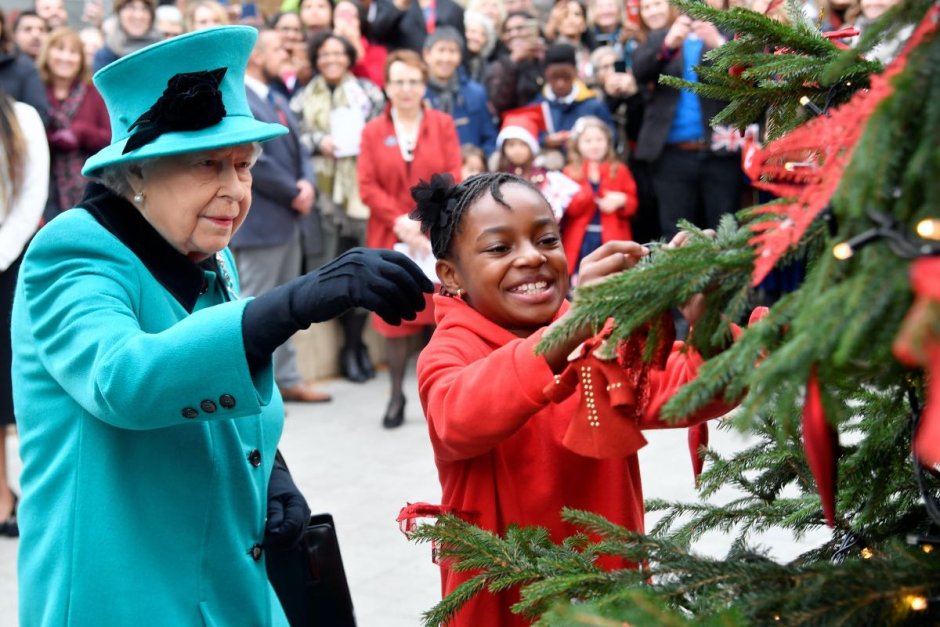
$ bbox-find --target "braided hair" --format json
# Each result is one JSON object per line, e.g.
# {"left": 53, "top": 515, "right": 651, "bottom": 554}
{"left": 409, "top": 172, "right": 545, "bottom": 260}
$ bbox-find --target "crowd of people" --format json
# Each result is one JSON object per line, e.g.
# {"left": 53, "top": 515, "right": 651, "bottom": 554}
{"left": 0, "top": 0, "right": 908, "bottom": 624}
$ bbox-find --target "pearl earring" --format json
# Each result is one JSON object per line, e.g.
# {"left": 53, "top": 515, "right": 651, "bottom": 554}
{"left": 456, "top": 288, "right": 463, "bottom": 297}
{"left": 133, "top": 192, "right": 145, "bottom": 205}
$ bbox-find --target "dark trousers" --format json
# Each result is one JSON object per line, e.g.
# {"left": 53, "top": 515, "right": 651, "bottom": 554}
{"left": 650, "top": 147, "right": 743, "bottom": 239}
{"left": 1, "top": 253, "right": 23, "bottom": 426}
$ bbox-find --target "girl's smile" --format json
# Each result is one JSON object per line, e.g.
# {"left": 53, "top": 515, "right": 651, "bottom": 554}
{"left": 437, "top": 183, "right": 569, "bottom": 337}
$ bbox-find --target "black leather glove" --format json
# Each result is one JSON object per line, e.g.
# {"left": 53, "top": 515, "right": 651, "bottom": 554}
{"left": 242, "top": 248, "right": 434, "bottom": 371}
{"left": 264, "top": 456, "right": 311, "bottom": 550}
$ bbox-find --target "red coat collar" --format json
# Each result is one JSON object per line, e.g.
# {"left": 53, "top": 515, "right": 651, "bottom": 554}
{"left": 432, "top": 293, "right": 570, "bottom": 345}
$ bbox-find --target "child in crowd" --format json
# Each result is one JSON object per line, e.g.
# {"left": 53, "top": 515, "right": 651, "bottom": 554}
{"left": 562, "top": 116, "right": 638, "bottom": 281}
{"left": 495, "top": 111, "right": 547, "bottom": 185}
{"left": 460, "top": 144, "right": 488, "bottom": 180}
{"left": 407, "top": 172, "right": 735, "bottom": 627}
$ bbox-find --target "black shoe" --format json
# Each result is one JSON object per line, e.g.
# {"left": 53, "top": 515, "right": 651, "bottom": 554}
{"left": 1, "top": 492, "right": 18, "bottom": 538}
{"left": 356, "top": 345, "right": 376, "bottom": 380}
{"left": 382, "top": 397, "right": 406, "bottom": 429}
{"left": 340, "top": 346, "right": 368, "bottom": 383}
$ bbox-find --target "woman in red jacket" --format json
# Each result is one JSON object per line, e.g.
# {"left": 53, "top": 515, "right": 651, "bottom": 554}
{"left": 358, "top": 49, "right": 461, "bottom": 428}
{"left": 38, "top": 27, "right": 110, "bottom": 214}
{"left": 561, "top": 115, "right": 638, "bottom": 282}
{"left": 406, "top": 172, "right": 734, "bottom": 626}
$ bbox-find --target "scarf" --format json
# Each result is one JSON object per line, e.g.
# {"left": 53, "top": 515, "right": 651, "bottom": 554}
{"left": 427, "top": 74, "right": 460, "bottom": 115}
{"left": 49, "top": 81, "right": 90, "bottom": 211}
{"left": 295, "top": 74, "right": 372, "bottom": 219}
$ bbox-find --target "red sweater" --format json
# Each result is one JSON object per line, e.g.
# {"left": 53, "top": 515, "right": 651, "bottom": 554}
{"left": 561, "top": 161, "right": 638, "bottom": 273}
{"left": 416, "top": 295, "right": 733, "bottom": 626}
{"left": 351, "top": 36, "right": 387, "bottom": 88}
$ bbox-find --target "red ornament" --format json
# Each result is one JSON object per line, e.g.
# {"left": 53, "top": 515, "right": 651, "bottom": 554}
{"left": 893, "top": 257, "right": 940, "bottom": 468}
{"left": 543, "top": 315, "right": 675, "bottom": 459}
{"left": 746, "top": 5, "right": 940, "bottom": 286}
{"left": 688, "top": 423, "right": 709, "bottom": 486}
{"left": 803, "top": 367, "right": 839, "bottom": 527}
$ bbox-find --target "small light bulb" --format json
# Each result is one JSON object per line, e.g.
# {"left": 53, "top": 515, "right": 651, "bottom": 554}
{"left": 773, "top": 614, "right": 781, "bottom": 622}
{"left": 916, "top": 219, "right": 940, "bottom": 240}
{"left": 799, "top": 96, "right": 810, "bottom": 106}
{"left": 860, "top": 547, "right": 874, "bottom": 559}
{"left": 785, "top": 162, "right": 796, "bottom": 172}
{"left": 923, "top": 544, "right": 934, "bottom": 554}
{"left": 833, "top": 242, "right": 854, "bottom": 260}
{"left": 908, "top": 595, "right": 928, "bottom": 611}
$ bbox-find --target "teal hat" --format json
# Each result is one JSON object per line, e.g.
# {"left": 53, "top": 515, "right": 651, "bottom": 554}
{"left": 82, "top": 26, "right": 287, "bottom": 177}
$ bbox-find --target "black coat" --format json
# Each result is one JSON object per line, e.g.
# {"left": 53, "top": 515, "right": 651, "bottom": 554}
{"left": 631, "top": 28, "right": 728, "bottom": 162}
{"left": 0, "top": 50, "right": 49, "bottom": 123}
{"left": 369, "top": 0, "right": 464, "bottom": 53}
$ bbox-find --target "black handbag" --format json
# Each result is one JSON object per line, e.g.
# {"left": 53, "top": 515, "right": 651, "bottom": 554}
{"left": 266, "top": 512, "right": 357, "bottom": 627}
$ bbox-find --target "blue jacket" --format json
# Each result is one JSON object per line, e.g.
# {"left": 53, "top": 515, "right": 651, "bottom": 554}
{"left": 531, "top": 83, "right": 616, "bottom": 140}
{"left": 425, "top": 72, "right": 498, "bottom": 157}
{"left": 12, "top": 185, "right": 287, "bottom": 627}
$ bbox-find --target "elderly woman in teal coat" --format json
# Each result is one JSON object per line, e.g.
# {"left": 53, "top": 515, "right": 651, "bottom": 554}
{"left": 11, "top": 26, "right": 432, "bottom": 627}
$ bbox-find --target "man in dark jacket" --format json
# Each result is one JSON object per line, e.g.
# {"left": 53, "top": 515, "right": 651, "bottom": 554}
{"left": 632, "top": 17, "right": 742, "bottom": 238}
{"left": 423, "top": 26, "right": 498, "bottom": 157}
{"left": 0, "top": 9, "right": 48, "bottom": 122}
{"left": 233, "top": 28, "right": 330, "bottom": 403}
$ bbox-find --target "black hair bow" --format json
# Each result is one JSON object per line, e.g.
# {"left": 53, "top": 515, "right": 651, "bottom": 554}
{"left": 411, "top": 173, "right": 458, "bottom": 232}
{"left": 122, "top": 67, "right": 228, "bottom": 155}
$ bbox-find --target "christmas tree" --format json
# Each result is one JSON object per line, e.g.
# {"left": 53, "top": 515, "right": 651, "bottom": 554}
{"left": 406, "top": 0, "right": 940, "bottom": 624}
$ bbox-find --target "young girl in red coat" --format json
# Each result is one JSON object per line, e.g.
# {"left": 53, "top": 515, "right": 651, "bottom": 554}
{"left": 562, "top": 115, "right": 638, "bottom": 282}
{"left": 406, "top": 172, "right": 734, "bottom": 627}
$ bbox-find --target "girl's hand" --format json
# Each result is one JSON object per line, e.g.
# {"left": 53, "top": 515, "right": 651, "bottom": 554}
{"left": 666, "top": 229, "right": 716, "bottom": 325}
{"left": 597, "top": 191, "right": 627, "bottom": 213}
{"left": 578, "top": 240, "right": 649, "bottom": 287}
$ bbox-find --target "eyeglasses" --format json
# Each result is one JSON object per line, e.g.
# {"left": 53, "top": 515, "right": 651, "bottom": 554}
{"left": 387, "top": 79, "right": 425, "bottom": 89}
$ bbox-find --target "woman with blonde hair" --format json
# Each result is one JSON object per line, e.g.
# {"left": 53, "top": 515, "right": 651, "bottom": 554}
{"left": 185, "top": 0, "right": 230, "bottom": 31}
{"left": 0, "top": 86, "right": 49, "bottom": 537}
{"left": 38, "top": 27, "right": 110, "bottom": 213}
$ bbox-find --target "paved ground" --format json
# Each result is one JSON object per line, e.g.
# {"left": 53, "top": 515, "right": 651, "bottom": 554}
{"left": 0, "top": 368, "right": 829, "bottom": 626}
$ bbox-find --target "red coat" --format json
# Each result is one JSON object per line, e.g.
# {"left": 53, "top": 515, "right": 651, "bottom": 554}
{"left": 358, "top": 105, "right": 461, "bottom": 335}
{"left": 416, "top": 295, "right": 734, "bottom": 626}
{"left": 561, "top": 161, "right": 638, "bottom": 274}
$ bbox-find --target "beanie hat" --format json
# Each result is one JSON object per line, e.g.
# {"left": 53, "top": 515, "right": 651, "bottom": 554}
{"left": 544, "top": 42, "right": 577, "bottom": 67}
{"left": 423, "top": 25, "right": 465, "bottom": 51}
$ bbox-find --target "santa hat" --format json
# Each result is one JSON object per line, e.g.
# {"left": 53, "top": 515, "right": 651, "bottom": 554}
{"left": 496, "top": 103, "right": 552, "bottom": 156}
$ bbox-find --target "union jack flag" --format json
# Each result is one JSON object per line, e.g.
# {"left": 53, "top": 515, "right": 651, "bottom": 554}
{"left": 711, "top": 123, "right": 760, "bottom": 153}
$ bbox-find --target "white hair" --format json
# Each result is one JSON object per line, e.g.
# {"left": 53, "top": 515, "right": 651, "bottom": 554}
{"left": 96, "top": 142, "right": 263, "bottom": 199}
{"left": 463, "top": 10, "right": 497, "bottom": 59}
